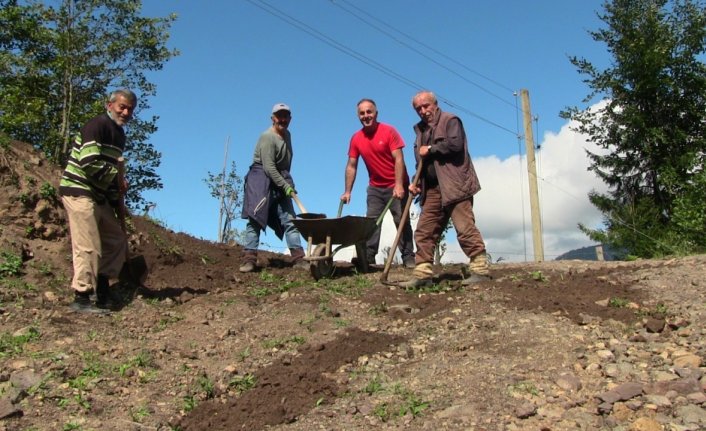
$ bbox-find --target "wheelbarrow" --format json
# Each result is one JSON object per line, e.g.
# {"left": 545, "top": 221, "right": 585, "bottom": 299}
{"left": 291, "top": 198, "right": 393, "bottom": 280}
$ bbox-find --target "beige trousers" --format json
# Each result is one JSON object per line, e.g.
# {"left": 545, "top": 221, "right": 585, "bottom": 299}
{"left": 61, "top": 196, "right": 126, "bottom": 293}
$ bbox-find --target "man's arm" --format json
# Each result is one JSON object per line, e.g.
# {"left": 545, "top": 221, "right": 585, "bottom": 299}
{"left": 258, "top": 134, "right": 289, "bottom": 191}
{"left": 341, "top": 157, "right": 358, "bottom": 203}
{"left": 428, "top": 117, "right": 465, "bottom": 155}
{"left": 391, "top": 148, "right": 406, "bottom": 199}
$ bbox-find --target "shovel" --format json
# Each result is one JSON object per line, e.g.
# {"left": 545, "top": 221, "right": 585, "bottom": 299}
{"left": 117, "top": 158, "right": 149, "bottom": 285}
{"left": 291, "top": 192, "right": 326, "bottom": 219}
{"left": 380, "top": 162, "right": 424, "bottom": 283}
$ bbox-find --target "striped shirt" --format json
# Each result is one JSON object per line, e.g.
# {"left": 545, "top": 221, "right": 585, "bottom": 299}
{"left": 59, "top": 113, "right": 125, "bottom": 204}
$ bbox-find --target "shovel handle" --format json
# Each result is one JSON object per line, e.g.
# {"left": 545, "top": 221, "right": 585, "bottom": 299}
{"left": 291, "top": 192, "right": 308, "bottom": 214}
{"left": 374, "top": 196, "right": 395, "bottom": 227}
{"left": 380, "top": 162, "right": 424, "bottom": 282}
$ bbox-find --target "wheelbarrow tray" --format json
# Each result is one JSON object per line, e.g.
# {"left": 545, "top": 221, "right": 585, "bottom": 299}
{"left": 292, "top": 215, "right": 378, "bottom": 247}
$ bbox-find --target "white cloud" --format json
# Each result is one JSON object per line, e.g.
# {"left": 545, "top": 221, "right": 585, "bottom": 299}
{"left": 337, "top": 109, "right": 610, "bottom": 264}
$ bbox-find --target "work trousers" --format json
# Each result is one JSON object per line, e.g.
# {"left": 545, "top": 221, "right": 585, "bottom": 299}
{"left": 243, "top": 192, "right": 303, "bottom": 252}
{"left": 366, "top": 186, "right": 414, "bottom": 263}
{"left": 61, "top": 196, "right": 127, "bottom": 293}
{"left": 414, "top": 185, "right": 485, "bottom": 264}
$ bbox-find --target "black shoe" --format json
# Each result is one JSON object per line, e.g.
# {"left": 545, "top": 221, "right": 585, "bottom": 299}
{"left": 69, "top": 292, "right": 110, "bottom": 314}
{"left": 239, "top": 261, "right": 256, "bottom": 273}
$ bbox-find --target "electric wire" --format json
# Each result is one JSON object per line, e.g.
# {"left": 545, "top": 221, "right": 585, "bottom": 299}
{"left": 330, "top": 0, "right": 516, "bottom": 108}
{"left": 246, "top": 0, "right": 519, "bottom": 137}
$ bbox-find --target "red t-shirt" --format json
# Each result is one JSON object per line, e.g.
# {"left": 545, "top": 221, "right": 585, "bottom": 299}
{"left": 348, "top": 122, "right": 408, "bottom": 188}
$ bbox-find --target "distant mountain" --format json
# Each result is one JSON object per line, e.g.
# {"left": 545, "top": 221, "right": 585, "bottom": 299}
{"left": 555, "top": 244, "right": 623, "bottom": 261}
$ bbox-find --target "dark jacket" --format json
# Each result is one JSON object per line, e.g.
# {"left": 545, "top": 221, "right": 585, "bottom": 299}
{"left": 413, "top": 110, "right": 481, "bottom": 207}
{"left": 241, "top": 163, "right": 294, "bottom": 239}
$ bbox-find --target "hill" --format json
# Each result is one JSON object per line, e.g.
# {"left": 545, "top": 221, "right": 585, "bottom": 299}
{"left": 0, "top": 140, "right": 704, "bottom": 430}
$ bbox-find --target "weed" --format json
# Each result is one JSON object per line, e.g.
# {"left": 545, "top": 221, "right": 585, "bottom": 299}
{"left": 397, "top": 392, "right": 429, "bottom": 417}
{"left": 364, "top": 375, "right": 384, "bottom": 395}
{"left": 0, "top": 326, "right": 40, "bottom": 358}
{"left": 130, "top": 404, "right": 151, "bottom": 422}
{"left": 238, "top": 346, "right": 251, "bottom": 361}
{"left": 373, "top": 403, "right": 389, "bottom": 421}
{"left": 63, "top": 422, "right": 81, "bottom": 431}
{"left": 0, "top": 250, "right": 23, "bottom": 278}
{"left": 248, "top": 286, "right": 272, "bottom": 298}
{"left": 368, "top": 301, "right": 388, "bottom": 315}
{"left": 262, "top": 335, "right": 305, "bottom": 349}
{"left": 530, "top": 270, "right": 547, "bottom": 282}
{"left": 154, "top": 314, "right": 184, "bottom": 332}
{"left": 334, "top": 318, "right": 349, "bottom": 328}
{"left": 39, "top": 182, "right": 57, "bottom": 200}
{"left": 259, "top": 270, "right": 279, "bottom": 282}
{"left": 198, "top": 375, "right": 216, "bottom": 399}
{"left": 608, "top": 297, "right": 630, "bottom": 308}
{"left": 316, "top": 397, "right": 325, "bottom": 407}
{"left": 508, "top": 380, "right": 539, "bottom": 396}
{"left": 182, "top": 394, "right": 197, "bottom": 412}
{"left": 228, "top": 373, "right": 256, "bottom": 393}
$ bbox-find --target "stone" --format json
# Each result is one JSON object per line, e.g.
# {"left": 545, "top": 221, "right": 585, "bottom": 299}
{"left": 629, "top": 417, "right": 663, "bottom": 431}
{"left": 0, "top": 398, "right": 21, "bottom": 419}
{"left": 673, "top": 354, "right": 701, "bottom": 368}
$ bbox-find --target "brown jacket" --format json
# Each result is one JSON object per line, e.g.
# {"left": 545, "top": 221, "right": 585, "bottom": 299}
{"left": 413, "top": 110, "right": 481, "bottom": 207}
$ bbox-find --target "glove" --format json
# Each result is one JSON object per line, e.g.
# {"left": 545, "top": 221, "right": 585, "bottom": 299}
{"left": 285, "top": 186, "right": 295, "bottom": 197}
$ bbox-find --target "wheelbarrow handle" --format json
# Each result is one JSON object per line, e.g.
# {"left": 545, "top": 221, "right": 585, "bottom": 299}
{"left": 337, "top": 200, "right": 345, "bottom": 218}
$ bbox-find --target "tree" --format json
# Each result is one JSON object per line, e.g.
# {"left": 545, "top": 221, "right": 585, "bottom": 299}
{"left": 204, "top": 161, "right": 244, "bottom": 244}
{"left": 562, "top": 0, "right": 706, "bottom": 257}
{"left": 0, "top": 0, "right": 178, "bottom": 210}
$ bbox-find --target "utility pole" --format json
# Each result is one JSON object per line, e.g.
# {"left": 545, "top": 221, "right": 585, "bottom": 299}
{"left": 520, "top": 89, "right": 544, "bottom": 262}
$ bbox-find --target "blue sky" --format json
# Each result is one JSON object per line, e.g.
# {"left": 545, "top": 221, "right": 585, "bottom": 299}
{"left": 139, "top": 0, "right": 611, "bottom": 263}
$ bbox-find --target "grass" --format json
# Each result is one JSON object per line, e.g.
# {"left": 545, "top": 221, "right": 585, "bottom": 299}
{"left": 0, "top": 326, "right": 40, "bottom": 358}
{"left": 228, "top": 373, "right": 257, "bottom": 393}
{"left": 0, "top": 250, "right": 23, "bottom": 277}
{"left": 262, "top": 335, "right": 306, "bottom": 349}
{"left": 608, "top": 297, "right": 630, "bottom": 308}
{"left": 508, "top": 380, "right": 539, "bottom": 396}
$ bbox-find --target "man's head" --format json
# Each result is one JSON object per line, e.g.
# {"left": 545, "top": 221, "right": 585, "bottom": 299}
{"left": 356, "top": 98, "right": 379, "bottom": 131}
{"left": 107, "top": 89, "right": 137, "bottom": 126}
{"left": 412, "top": 91, "right": 439, "bottom": 125}
{"left": 271, "top": 103, "right": 292, "bottom": 135}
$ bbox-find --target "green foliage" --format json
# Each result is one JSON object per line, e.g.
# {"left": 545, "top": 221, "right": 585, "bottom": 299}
{"left": 228, "top": 373, "right": 256, "bottom": 393}
{"left": 204, "top": 160, "right": 244, "bottom": 243}
{"left": 563, "top": 0, "right": 706, "bottom": 258}
{"left": 0, "top": 0, "right": 179, "bottom": 210}
{"left": 38, "top": 182, "right": 56, "bottom": 200}
{"left": 0, "top": 250, "right": 22, "bottom": 277}
{"left": 608, "top": 297, "right": 630, "bottom": 308}
{"left": 0, "top": 326, "right": 40, "bottom": 358}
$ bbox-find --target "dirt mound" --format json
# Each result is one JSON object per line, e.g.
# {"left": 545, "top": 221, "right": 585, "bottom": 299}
{"left": 1, "top": 140, "right": 704, "bottom": 431}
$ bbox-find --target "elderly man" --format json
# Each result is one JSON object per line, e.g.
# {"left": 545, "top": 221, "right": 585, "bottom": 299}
{"left": 239, "top": 103, "right": 308, "bottom": 273}
{"left": 402, "top": 90, "right": 490, "bottom": 288}
{"left": 340, "top": 98, "right": 415, "bottom": 268}
{"left": 60, "top": 89, "right": 137, "bottom": 313}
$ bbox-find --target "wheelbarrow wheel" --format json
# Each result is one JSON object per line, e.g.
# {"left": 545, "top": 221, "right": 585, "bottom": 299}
{"left": 310, "top": 243, "right": 334, "bottom": 280}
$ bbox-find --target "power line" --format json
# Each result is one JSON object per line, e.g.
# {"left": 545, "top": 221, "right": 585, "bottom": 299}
{"left": 330, "top": 0, "right": 516, "bottom": 108}
{"left": 245, "top": 0, "right": 518, "bottom": 137}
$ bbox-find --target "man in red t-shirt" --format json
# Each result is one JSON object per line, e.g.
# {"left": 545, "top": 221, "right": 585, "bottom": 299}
{"left": 341, "top": 99, "right": 415, "bottom": 268}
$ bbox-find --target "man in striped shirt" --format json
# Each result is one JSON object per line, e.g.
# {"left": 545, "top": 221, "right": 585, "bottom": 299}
{"left": 59, "top": 89, "right": 137, "bottom": 313}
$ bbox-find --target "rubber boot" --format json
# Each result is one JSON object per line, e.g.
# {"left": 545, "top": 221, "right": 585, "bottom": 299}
{"left": 95, "top": 274, "right": 116, "bottom": 309}
{"left": 239, "top": 250, "right": 257, "bottom": 273}
{"left": 290, "top": 248, "right": 309, "bottom": 270}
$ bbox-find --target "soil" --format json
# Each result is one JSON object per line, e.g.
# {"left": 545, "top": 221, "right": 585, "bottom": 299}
{"left": 0, "top": 140, "right": 704, "bottom": 431}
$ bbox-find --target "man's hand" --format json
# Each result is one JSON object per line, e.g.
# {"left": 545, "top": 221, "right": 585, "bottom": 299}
{"left": 392, "top": 184, "right": 405, "bottom": 199}
{"left": 340, "top": 192, "right": 351, "bottom": 204}
{"left": 285, "top": 186, "right": 295, "bottom": 197}
{"left": 419, "top": 144, "right": 431, "bottom": 158}
{"left": 409, "top": 184, "right": 421, "bottom": 196}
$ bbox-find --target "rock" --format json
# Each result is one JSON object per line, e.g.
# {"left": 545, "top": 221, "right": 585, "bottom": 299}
{"left": 0, "top": 398, "right": 21, "bottom": 419}
{"left": 675, "top": 404, "right": 706, "bottom": 426}
{"left": 555, "top": 373, "right": 582, "bottom": 392}
{"left": 644, "top": 318, "right": 665, "bottom": 333}
{"left": 673, "top": 353, "right": 701, "bottom": 368}
{"left": 514, "top": 402, "right": 536, "bottom": 419}
{"left": 629, "top": 417, "right": 663, "bottom": 431}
